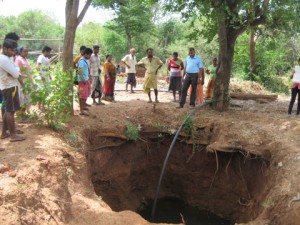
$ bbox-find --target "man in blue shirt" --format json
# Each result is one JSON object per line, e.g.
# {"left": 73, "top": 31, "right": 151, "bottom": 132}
{"left": 78, "top": 48, "right": 93, "bottom": 116}
{"left": 178, "top": 47, "right": 204, "bottom": 108}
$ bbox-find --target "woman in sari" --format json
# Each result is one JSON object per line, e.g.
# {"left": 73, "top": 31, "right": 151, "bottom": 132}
{"left": 15, "top": 46, "right": 32, "bottom": 122}
{"left": 102, "top": 55, "right": 116, "bottom": 102}
{"left": 205, "top": 57, "right": 218, "bottom": 100}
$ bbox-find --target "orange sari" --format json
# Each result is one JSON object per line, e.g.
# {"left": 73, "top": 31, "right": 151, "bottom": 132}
{"left": 188, "top": 84, "right": 204, "bottom": 105}
{"left": 102, "top": 62, "right": 116, "bottom": 101}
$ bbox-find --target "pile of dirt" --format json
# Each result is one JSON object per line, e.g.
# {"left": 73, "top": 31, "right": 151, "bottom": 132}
{"left": 229, "top": 80, "right": 270, "bottom": 95}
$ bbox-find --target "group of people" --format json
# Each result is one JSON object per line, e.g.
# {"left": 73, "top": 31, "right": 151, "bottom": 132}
{"left": 73, "top": 45, "right": 120, "bottom": 115}
{"left": 74, "top": 45, "right": 219, "bottom": 116}
{"left": 0, "top": 32, "right": 52, "bottom": 143}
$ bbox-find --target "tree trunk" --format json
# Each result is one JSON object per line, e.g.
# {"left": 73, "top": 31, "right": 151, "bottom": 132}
{"left": 63, "top": 25, "right": 77, "bottom": 72}
{"left": 249, "top": 31, "right": 256, "bottom": 80}
{"left": 212, "top": 7, "right": 237, "bottom": 111}
{"left": 126, "top": 32, "right": 132, "bottom": 51}
{"left": 63, "top": 0, "right": 92, "bottom": 112}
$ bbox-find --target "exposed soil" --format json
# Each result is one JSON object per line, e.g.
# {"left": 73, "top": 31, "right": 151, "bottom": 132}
{"left": 1, "top": 81, "right": 300, "bottom": 225}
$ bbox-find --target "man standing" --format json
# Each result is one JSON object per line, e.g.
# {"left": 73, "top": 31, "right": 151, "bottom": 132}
{"left": 78, "top": 48, "right": 93, "bottom": 116}
{"left": 74, "top": 45, "right": 86, "bottom": 68}
{"left": 89, "top": 45, "right": 104, "bottom": 105}
{"left": 137, "top": 48, "right": 163, "bottom": 103}
{"left": 0, "top": 39, "right": 25, "bottom": 142}
{"left": 36, "top": 46, "right": 52, "bottom": 82}
{"left": 121, "top": 48, "right": 137, "bottom": 93}
{"left": 178, "top": 47, "right": 204, "bottom": 109}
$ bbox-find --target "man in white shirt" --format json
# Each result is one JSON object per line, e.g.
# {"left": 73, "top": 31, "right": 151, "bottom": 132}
{"left": 0, "top": 39, "right": 25, "bottom": 142}
{"left": 36, "top": 46, "right": 52, "bottom": 83}
{"left": 89, "top": 45, "right": 104, "bottom": 105}
{"left": 121, "top": 48, "right": 137, "bottom": 93}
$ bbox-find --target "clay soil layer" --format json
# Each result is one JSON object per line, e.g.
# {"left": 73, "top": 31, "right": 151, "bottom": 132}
{"left": 1, "top": 91, "right": 300, "bottom": 225}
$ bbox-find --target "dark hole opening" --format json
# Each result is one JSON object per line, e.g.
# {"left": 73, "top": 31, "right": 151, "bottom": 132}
{"left": 137, "top": 197, "right": 233, "bottom": 225}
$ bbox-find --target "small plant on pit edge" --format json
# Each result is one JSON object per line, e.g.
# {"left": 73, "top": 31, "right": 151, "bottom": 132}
{"left": 262, "top": 198, "right": 275, "bottom": 209}
{"left": 183, "top": 114, "right": 194, "bottom": 134}
{"left": 152, "top": 121, "right": 168, "bottom": 130}
{"left": 64, "top": 132, "right": 79, "bottom": 145}
{"left": 125, "top": 122, "right": 139, "bottom": 141}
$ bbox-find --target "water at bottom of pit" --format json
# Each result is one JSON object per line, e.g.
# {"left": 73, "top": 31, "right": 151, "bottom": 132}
{"left": 137, "top": 197, "right": 233, "bottom": 225}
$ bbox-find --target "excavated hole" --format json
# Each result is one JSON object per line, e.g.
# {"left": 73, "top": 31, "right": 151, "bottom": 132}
{"left": 86, "top": 130, "right": 271, "bottom": 225}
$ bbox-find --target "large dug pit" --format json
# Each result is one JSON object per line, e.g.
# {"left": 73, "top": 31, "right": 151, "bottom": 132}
{"left": 86, "top": 128, "right": 271, "bottom": 224}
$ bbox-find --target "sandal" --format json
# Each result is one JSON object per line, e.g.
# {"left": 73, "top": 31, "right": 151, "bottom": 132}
{"left": 16, "top": 130, "right": 24, "bottom": 134}
{"left": 10, "top": 136, "right": 26, "bottom": 142}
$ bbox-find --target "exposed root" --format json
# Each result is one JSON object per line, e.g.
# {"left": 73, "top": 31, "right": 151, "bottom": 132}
{"left": 180, "top": 212, "right": 187, "bottom": 225}
{"left": 96, "top": 133, "right": 127, "bottom": 140}
{"left": 88, "top": 141, "right": 127, "bottom": 151}
{"left": 209, "top": 150, "right": 219, "bottom": 192}
{"left": 186, "top": 145, "right": 205, "bottom": 164}
{"left": 238, "top": 157, "right": 251, "bottom": 199}
{"left": 225, "top": 154, "right": 233, "bottom": 177}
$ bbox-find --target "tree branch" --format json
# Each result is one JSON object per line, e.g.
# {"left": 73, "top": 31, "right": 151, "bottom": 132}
{"left": 77, "top": 0, "right": 92, "bottom": 25}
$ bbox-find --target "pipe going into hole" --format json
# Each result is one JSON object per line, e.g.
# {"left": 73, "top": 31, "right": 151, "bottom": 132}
{"left": 151, "top": 101, "right": 213, "bottom": 220}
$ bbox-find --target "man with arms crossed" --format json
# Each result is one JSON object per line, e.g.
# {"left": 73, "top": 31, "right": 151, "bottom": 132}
{"left": 0, "top": 39, "right": 25, "bottom": 142}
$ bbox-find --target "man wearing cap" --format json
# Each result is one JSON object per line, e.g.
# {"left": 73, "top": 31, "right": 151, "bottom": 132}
{"left": 89, "top": 45, "right": 104, "bottom": 105}
{"left": 121, "top": 48, "right": 137, "bottom": 93}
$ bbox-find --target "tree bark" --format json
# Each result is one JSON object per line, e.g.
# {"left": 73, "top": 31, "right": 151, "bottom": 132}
{"left": 63, "top": 0, "right": 92, "bottom": 112}
{"left": 211, "top": 0, "right": 269, "bottom": 111}
{"left": 212, "top": 6, "right": 237, "bottom": 111}
{"left": 126, "top": 31, "right": 132, "bottom": 51}
{"left": 249, "top": 31, "right": 256, "bottom": 80}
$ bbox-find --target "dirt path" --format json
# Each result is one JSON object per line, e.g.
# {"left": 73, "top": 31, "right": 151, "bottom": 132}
{"left": 1, "top": 88, "right": 300, "bottom": 225}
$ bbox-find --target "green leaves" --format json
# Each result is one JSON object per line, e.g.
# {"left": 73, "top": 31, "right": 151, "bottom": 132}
{"left": 23, "top": 62, "right": 73, "bottom": 131}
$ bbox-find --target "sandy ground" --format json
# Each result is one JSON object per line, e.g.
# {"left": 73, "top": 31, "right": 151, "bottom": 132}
{"left": 1, "top": 80, "right": 300, "bottom": 225}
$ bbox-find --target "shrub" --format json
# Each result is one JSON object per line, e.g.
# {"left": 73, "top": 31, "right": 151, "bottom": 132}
{"left": 23, "top": 63, "right": 73, "bottom": 130}
{"left": 125, "top": 122, "right": 139, "bottom": 141}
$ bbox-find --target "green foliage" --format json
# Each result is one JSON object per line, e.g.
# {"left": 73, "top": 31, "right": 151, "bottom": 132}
{"left": 233, "top": 32, "right": 295, "bottom": 94}
{"left": 0, "top": 10, "right": 64, "bottom": 53}
{"left": 101, "top": 26, "right": 128, "bottom": 61}
{"left": 23, "top": 63, "right": 73, "bottom": 131}
{"left": 64, "top": 133, "right": 79, "bottom": 145}
{"left": 75, "top": 22, "right": 103, "bottom": 50}
{"left": 183, "top": 115, "right": 194, "bottom": 134}
{"left": 125, "top": 122, "right": 139, "bottom": 141}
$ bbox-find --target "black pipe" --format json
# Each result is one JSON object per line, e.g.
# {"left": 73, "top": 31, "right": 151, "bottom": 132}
{"left": 151, "top": 101, "right": 212, "bottom": 220}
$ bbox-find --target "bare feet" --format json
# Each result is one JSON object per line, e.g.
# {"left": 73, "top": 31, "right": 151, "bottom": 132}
{"left": 1, "top": 133, "right": 10, "bottom": 139}
{"left": 147, "top": 99, "right": 152, "bottom": 103}
{"left": 155, "top": 99, "right": 159, "bottom": 103}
